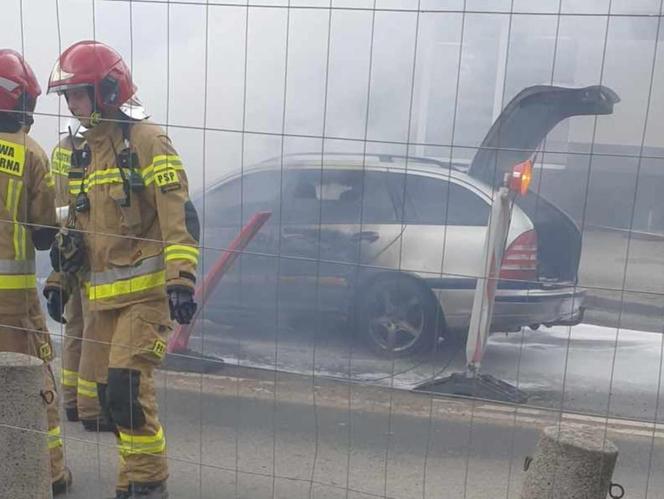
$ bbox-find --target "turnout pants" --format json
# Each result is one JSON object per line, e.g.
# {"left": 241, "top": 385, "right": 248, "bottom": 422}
{"left": 0, "top": 297, "right": 66, "bottom": 485}
{"left": 60, "top": 278, "right": 83, "bottom": 410}
{"left": 90, "top": 298, "right": 172, "bottom": 490}
{"left": 65, "top": 283, "right": 103, "bottom": 421}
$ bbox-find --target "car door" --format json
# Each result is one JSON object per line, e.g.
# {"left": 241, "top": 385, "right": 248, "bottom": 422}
{"left": 389, "top": 172, "right": 491, "bottom": 326}
{"left": 200, "top": 170, "right": 282, "bottom": 321}
{"left": 278, "top": 167, "right": 404, "bottom": 316}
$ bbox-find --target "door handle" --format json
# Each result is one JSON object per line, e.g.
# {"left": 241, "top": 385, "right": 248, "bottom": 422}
{"left": 350, "top": 231, "right": 379, "bottom": 243}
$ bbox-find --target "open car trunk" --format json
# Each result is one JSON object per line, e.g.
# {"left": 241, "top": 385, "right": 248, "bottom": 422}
{"left": 468, "top": 85, "right": 620, "bottom": 283}
{"left": 515, "top": 192, "right": 581, "bottom": 282}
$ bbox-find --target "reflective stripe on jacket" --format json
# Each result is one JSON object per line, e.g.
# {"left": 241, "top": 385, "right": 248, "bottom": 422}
{"left": 51, "top": 134, "right": 84, "bottom": 208}
{"left": 0, "top": 131, "right": 56, "bottom": 312}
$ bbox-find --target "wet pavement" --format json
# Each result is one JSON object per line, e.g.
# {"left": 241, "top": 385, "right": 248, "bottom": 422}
{"left": 181, "top": 318, "right": 664, "bottom": 424}
{"left": 56, "top": 368, "right": 664, "bottom": 499}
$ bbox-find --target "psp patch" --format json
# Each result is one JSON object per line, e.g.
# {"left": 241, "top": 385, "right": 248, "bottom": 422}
{"left": 155, "top": 168, "right": 180, "bottom": 190}
{"left": 0, "top": 140, "right": 25, "bottom": 177}
{"left": 152, "top": 339, "right": 167, "bottom": 359}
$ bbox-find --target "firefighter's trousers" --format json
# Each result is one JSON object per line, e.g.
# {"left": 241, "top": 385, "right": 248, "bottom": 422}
{"left": 64, "top": 282, "right": 102, "bottom": 421}
{"left": 0, "top": 298, "right": 66, "bottom": 485}
{"left": 60, "top": 279, "right": 83, "bottom": 410}
{"left": 90, "top": 298, "right": 171, "bottom": 489}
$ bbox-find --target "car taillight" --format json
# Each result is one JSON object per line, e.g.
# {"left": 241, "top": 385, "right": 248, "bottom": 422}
{"left": 500, "top": 230, "right": 538, "bottom": 282}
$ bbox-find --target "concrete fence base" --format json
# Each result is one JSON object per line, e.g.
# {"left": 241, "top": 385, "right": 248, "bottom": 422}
{"left": 521, "top": 423, "right": 618, "bottom": 499}
{"left": 0, "top": 352, "right": 51, "bottom": 499}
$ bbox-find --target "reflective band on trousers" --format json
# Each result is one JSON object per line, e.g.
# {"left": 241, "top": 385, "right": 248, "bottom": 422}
{"left": 61, "top": 369, "right": 78, "bottom": 388}
{"left": 118, "top": 426, "right": 166, "bottom": 457}
{"left": 86, "top": 255, "right": 165, "bottom": 301}
{"left": 77, "top": 377, "right": 97, "bottom": 399}
{"left": 164, "top": 244, "right": 199, "bottom": 265}
{"left": 48, "top": 426, "right": 63, "bottom": 449}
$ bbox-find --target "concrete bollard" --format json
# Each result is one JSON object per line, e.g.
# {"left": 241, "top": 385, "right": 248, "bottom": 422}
{"left": 521, "top": 423, "right": 618, "bottom": 499}
{"left": 0, "top": 352, "right": 52, "bottom": 499}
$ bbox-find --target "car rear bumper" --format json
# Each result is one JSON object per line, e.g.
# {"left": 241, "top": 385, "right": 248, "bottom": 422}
{"left": 432, "top": 282, "right": 585, "bottom": 333}
{"left": 491, "top": 286, "right": 585, "bottom": 331}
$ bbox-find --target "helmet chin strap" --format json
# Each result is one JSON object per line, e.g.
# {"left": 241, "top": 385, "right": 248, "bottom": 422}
{"left": 89, "top": 111, "right": 102, "bottom": 127}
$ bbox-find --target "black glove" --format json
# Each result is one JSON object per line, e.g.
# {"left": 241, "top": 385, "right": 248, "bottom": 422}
{"left": 49, "top": 241, "right": 62, "bottom": 272}
{"left": 32, "top": 227, "right": 58, "bottom": 251}
{"left": 49, "top": 230, "right": 85, "bottom": 273}
{"left": 167, "top": 286, "right": 197, "bottom": 325}
{"left": 44, "top": 288, "right": 68, "bottom": 324}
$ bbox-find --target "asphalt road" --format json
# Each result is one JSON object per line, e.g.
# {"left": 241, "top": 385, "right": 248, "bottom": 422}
{"left": 579, "top": 228, "right": 664, "bottom": 333}
{"left": 48, "top": 307, "right": 664, "bottom": 498}
{"left": 42, "top": 227, "right": 664, "bottom": 497}
{"left": 176, "top": 318, "right": 664, "bottom": 425}
{"left": 56, "top": 369, "right": 664, "bottom": 499}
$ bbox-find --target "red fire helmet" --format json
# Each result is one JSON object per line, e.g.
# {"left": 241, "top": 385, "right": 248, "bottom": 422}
{"left": 0, "top": 49, "right": 41, "bottom": 116}
{"left": 48, "top": 40, "right": 136, "bottom": 112}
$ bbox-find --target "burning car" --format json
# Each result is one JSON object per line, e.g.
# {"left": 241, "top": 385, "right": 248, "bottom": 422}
{"left": 199, "top": 85, "right": 619, "bottom": 356}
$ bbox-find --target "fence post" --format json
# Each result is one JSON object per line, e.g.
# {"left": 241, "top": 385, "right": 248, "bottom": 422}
{"left": 0, "top": 352, "right": 52, "bottom": 499}
{"left": 521, "top": 424, "right": 618, "bottom": 499}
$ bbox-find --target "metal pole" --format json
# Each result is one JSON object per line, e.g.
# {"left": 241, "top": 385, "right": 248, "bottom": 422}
{"left": 465, "top": 185, "right": 512, "bottom": 372}
{"left": 0, "top": 352, "right": 52, "bottom": 498}
{"left": 167, "top": 211, "right": 272, "bottom": 354}
{"left": 412, "top": 164, "right": 531, "bottom": 403}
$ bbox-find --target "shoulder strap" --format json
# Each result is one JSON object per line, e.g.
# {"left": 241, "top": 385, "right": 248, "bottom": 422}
{"left": 120, "top": 119, "right": 134, "bottom": 145}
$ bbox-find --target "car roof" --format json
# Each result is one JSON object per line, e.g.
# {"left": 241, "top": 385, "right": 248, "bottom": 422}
{"left": 210, "top": 153, "right": 493, "bottom": 196}
{"left": 201, "top": 152, "right": 534, "bottom": 232}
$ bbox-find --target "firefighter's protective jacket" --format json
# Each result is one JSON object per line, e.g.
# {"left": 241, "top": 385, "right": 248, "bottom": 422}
{"left": 51, "top": 134, "right": 81, "bottom": 208}
{"left": 0, "top": 130, "right": 57, "bottom": 314}
{"left": 65, "top": 119, "right": 199, "bottom": 311}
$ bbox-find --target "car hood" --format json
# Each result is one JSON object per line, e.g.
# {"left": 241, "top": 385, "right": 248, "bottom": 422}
{"left": 468, "top": 85, "right": 620, "bottom": 187}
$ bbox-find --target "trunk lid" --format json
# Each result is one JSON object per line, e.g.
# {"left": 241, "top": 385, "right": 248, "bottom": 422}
{"left": 468, "top": 85, "right": 620, "bottom": 283}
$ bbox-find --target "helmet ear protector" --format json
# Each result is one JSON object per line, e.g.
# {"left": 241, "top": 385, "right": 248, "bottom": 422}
{"left": 100, "top": 75, "right": 120, "bottom": 107}
{"left": 14, "top": 92, "right": 36, "bottom": 127}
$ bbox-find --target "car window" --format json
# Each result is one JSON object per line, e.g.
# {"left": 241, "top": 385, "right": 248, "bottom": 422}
{"left": 203, "top": 171, "right": 282, "bottom": 228}
{"left": 400, "top": 173, "right": 490, "bottom": 226}
{"left": 283, "top": 169, "right": 398, "bottom": 224}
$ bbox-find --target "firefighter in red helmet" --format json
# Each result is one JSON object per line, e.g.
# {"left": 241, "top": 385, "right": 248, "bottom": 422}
{"left": 0, "top": 49, "right": 71, "bottom": 495}
{"left": 46, "top": 40, "right": 199, "bottom": 498}
{"left": 51, "top": 119, "right": 114, "bottom": 433}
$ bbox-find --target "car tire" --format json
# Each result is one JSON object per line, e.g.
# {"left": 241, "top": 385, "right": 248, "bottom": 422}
{"left": 357, "top": 275, "right": 440, "bottom": 357}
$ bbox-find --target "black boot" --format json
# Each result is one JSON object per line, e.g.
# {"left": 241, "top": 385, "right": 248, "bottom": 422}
{"left": 81, "top": 415, "right": 116, "bottom": 433}
{"left": 52, "top": 467, "right": 73, "bottom": 496}
{"left": 129, "top": 481, "right": 169, "bottom": 498}
{"left": 114, "top": 482, "right": 168, "bottom": 498}
{"left": 65, "top": 406, "right": 79, "bottom": 422}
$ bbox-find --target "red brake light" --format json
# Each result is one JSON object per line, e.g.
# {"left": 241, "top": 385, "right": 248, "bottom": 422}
{"left": 500, "top": 230, "right": 538, "bottom": 282}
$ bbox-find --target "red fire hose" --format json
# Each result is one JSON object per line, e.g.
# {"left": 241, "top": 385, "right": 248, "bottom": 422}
{"left": 167, "top": 211, "right": 272, "bottom": 353}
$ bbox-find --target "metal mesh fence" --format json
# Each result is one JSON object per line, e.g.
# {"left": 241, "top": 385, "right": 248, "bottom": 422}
{"left": 0, "top": 0, "right": 662, "bottom": 497}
